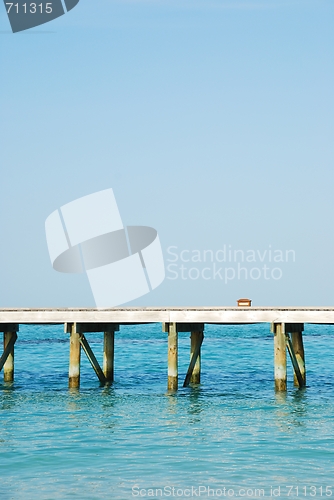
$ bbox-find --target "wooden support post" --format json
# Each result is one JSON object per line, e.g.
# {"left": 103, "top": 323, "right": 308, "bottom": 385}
{"left": 79, "top": 334, "right": 106, "bottom": 384}
{"left": 103, "top": 331, "right": 114, "bottom": 382}
{"left": 3, "top": 332, "right": 17, "bottom": 382}
{"left": 0, "top": 332, "right": 17, "bottom": 373}
{"left": 273, "top": 323, "right": 287, "bottom": 391}
{"left": 285, "top": 334, "right": 305, "bottom": 388}
{"left": 291, "top": 331, "right": 306, "bottom": 386}
{"left": 183, "top": 331, "right": 204, "bottom": 387}
{"left": 190, "top": 331, "right": 202, "bottom": 384}
{"left": 69, "top": 323, "right": 81, "bottom": 388}
{"left": 65, "top": 322, "right": 118, "bottom": 387}
{"left": 168, "top": 323, "right": 178, "bottom": 391}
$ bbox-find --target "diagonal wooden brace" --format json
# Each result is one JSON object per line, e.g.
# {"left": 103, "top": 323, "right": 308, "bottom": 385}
{"left": 79, "top": 334, "right": 106, "bottom": 385}
{"left": 285, "top": 333, "right": 305, "bottom": 388}
{"left": 0, "top": 332, "right": 17, "bottom": 372}
{"left": 183, "top": 331, "right": 204, "bottom": 387}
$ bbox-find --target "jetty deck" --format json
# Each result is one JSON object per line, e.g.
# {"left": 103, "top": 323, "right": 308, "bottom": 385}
{"left": 1, "top": 306, "right": 334, "bottom": 323}
{"left": 1, "top": 307, "right": 333, "bottom": 391}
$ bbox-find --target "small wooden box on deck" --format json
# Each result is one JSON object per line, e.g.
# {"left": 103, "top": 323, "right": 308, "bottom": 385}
{"left": 237, "top": 298, "right": 252, "bottom": 307}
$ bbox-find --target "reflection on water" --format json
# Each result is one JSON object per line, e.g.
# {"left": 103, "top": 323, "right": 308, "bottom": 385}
{"left": 186, "top": 386, "right": 205, "bottom": 425}
{"left": 274, "top": 386, "right": 310, "bottom": 430}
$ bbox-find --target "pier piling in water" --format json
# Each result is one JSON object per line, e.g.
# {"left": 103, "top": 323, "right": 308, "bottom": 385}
{"left": 272, "top": 322, "right": 306, "bottom": 390}
{"left": 183, "top": 327, "right": 205, "bottom": 387}
{"left": 103, "top": 331, "right": 115, "bottom": 382}
{"left": 4, "top": 332, "right": 15, "bottom": 382}
{"left": 0, "top": 325, "right": 19, "bottom": 382}
{"left": 190, "top": 330, "right": 203, "bottom": 384}
{"left": 164, "top": 323, "right": 205, "bottom": 390}
{"left": 273, "top": 323, "right": 287, "bottom": 391}
{"left": 0, "top": 308, "right": 315, "bottom": 390}
{"left": 291, "top": 327, "right": 306, "bottom": 386}
{"left": 79, "top": 334, "right": 106, "bottom": 384}
{"left": 166, "top": 322, "right": 178, "bottom": 391}
{"left": 285, "top": 323, "right": 305, "bottom": 388}
{"left": 66, "top": 323, "right": 119, "bottom": 388}
{"left": 68, "top": 323, "right": 81, "bottom": 388}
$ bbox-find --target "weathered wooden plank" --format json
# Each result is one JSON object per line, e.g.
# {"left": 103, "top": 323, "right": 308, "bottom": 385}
{"left": 0, "top": 309, "right": 170, "bottom": 324}
{"left": 170, "top": 309, "right": 334, "bottom": 324}
{"left": 2, "top": 307, "right": 334, "bottom": 325}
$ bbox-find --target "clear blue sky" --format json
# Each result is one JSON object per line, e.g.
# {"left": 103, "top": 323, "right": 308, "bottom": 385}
{"left": 0, "top": 0, "right": 333, "bottom": 307}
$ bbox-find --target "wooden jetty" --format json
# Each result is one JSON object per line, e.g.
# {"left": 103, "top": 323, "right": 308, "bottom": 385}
{"left": 1, "top": 307, "right": 333, "bottom": 391}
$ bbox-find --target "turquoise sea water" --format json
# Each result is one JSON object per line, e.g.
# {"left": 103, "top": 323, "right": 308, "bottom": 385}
{"left": 1, "top": 323, "right": 334, "bottom": 500}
